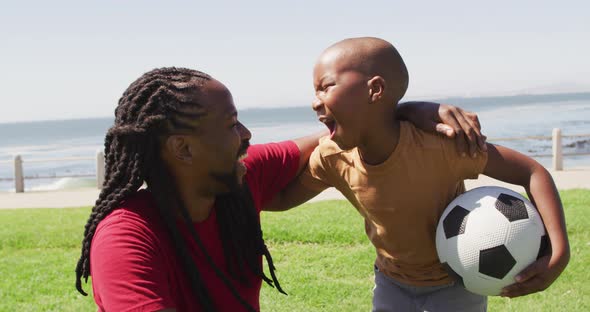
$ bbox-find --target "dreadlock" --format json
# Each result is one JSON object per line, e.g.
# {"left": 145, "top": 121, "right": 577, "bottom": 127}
{"left": 75, "top": 67, "right": 284, "bottom": 311}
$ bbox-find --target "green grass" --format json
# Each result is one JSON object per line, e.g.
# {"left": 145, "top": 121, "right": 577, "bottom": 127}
{"left": 0, "top": 208, "right": 95, "bottom": 311}
{"left": 0, "top": 190, "right": 588, "bottom": 311}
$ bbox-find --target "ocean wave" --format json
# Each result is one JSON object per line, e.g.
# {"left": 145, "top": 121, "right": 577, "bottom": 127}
{"left": 29, "top": 177, "right": 97, "bottom": 191}
{"left": 564, "top": 138, "right": 590, "bottom": 151}
{"left": 0, "top": 176, "right": 97, "bottom": 192}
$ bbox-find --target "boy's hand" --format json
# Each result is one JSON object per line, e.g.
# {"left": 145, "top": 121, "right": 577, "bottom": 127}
{"left": 500, "top": 250, "right": 569, "bottom": 298}
{"left": 484, "top": 146, "right": 570, "bottom": 298}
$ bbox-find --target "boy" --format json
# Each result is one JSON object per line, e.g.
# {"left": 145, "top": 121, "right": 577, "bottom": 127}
{"left": 269, "top": 38, "right": 570, "bottom": 311}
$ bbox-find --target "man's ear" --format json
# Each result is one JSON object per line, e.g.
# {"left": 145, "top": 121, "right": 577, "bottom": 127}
{"left": 164, "top": 135, "right": 193, "bottom": 165}
{"left": 367, "top": 76, "right": 386, "bottom": 103}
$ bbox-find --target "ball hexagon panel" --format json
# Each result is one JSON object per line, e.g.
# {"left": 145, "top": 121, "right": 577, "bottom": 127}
{"left": 456, "top": 235, "right": 484, "bottom": 273}
{"left": 462, "top": 202, "right": 510, "bottom": 250}
{"left": 456, "top": 210, "right": 510, "bottom": 279}
{"left": 506, "top": 221, "right": 543, "bottom": 262}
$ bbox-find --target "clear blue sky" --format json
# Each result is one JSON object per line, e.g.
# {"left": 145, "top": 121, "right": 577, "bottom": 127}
{"left": 1, "top": 0, "right": 588, "bottom": 123}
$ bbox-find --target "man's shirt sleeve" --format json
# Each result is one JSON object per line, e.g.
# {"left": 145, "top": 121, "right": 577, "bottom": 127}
{"left": 244, "top": 141, "right": 301, "bottom": 209}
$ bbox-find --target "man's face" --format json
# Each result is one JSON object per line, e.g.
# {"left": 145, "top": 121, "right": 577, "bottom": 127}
{"left": 312, "top": 49, "right": 369, "bottom": 150}
{"left": 190, "top": 79, "right": 252, "bottom": 194}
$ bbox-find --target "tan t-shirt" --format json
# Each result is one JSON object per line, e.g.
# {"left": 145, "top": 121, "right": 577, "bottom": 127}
{"left": 300, "top": 121, "right": 488, "bottom": 286}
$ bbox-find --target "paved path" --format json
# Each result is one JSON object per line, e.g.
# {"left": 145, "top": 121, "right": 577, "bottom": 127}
{"left": 1, "top": 167, "right": 588, "bottom": 209}
{"left": 309, "top": 167, "right": 590, "bottom": 202}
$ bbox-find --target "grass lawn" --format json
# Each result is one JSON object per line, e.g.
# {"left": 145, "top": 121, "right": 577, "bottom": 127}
{"left": 0, "top": 190, "right": 587, "bottom": 311}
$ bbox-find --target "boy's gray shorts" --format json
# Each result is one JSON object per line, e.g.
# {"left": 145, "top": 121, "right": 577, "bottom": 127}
{"left": 372, "top": 266, "right": 487, "bottom": 312}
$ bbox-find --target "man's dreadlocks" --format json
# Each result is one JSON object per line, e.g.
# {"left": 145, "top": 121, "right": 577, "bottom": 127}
{"left": 75, "top": 67, "right": 284, "bottom": 311}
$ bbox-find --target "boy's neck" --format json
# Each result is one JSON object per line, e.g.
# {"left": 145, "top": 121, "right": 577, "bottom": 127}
{"left": 358, "top": 113, "right": 401, "bottom": 166}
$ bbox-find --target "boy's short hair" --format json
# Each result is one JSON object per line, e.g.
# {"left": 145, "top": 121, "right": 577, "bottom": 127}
{"left": 325, "top": 37, "right": 409, "bottom": 101}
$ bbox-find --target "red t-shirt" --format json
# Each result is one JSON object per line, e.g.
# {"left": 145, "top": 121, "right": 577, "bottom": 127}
{"left": 90, "top": 141, "right": 300, "bottom": 312}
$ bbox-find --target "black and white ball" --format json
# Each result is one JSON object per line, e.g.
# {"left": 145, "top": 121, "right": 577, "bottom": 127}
{"left": 435, "top": 186, "right": 548, "bottom": 296}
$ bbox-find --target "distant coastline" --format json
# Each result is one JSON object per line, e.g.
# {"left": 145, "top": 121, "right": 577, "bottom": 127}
{"left": 1, "top": 91, "right": 589, "bottom": 125}
{"left": 430, "top": 92, "right": 590, "bottom": 109}
{"left": 238, "top": 91, "right": 590, "bottom": 126}
{"left": 242, "top": 91, "right": 590, "bottom": 114}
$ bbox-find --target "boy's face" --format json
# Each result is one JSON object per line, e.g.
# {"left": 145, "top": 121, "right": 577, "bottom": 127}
{"left": 312, "top": 50, "right": 369, "bottom": 150}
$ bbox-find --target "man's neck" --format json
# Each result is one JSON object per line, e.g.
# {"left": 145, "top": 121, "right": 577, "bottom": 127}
{"left": 185, "top": 196, "right": 216, "bottom": 222}
{"left": 176, "top": 179, "right": 216, "bottom": 222}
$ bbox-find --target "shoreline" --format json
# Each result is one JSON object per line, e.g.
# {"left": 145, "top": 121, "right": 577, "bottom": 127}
{"left": 1, "top": 167, "right": 588, "bottom": 209}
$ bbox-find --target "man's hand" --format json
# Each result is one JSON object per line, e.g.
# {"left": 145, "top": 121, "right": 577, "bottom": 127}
{"left": 437, "top": 104, "right": 487, "bottom": 158}
{"left": 397, "top": 102, "right": 487, "bottom": 157}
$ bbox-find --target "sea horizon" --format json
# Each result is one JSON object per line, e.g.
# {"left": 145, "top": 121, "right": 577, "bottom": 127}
{"left": 2, "top": 91, "right": 590, "bottom": 125}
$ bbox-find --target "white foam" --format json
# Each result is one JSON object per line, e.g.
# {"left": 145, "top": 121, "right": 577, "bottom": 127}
{"left": 29, "top": 177, "right": 96, "bottom": 191}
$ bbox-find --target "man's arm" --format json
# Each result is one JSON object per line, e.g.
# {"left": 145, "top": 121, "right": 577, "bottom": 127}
{"left": 264, "top": 178, "right": 325, "bottom": 211}
{"left": 264, "top": 135, "right": 328, "bottom": 212}
{"left": 264, "top": 102, "right": 488, "bottom": 211}
{"left": 291, "top": 129, "right": 329, "bottom": 175}
{"left": 293, "top": 102, "right": 486, "bottom": 170}
{"left": 482, "top": 144, "right": 570, "bottom": 298}
{"left": 398, "top": 101, "right": 487, "bottom": 157}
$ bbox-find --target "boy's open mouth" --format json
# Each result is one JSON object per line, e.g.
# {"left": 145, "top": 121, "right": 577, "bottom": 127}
{"left": 319, "top": 116, "right": 337, "bottom": 138}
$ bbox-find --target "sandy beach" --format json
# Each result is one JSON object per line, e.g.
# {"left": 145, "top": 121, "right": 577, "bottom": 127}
{"left": 0, "top": 167, "right": 588, "bottom": 209}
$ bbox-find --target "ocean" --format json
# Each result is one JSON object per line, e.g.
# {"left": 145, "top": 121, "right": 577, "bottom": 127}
{"left": 1, "top": 93, "right": 589, "bottom": 192}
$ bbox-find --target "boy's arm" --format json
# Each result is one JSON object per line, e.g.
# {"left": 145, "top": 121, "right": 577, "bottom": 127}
{"left": 482, "top": 144, "right": 570, "bottom": 298}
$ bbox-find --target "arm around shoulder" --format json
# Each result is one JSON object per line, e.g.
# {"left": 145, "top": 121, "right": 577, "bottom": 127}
{"left": 290, "top": 129, "right": 329, "bottom": 175}
{"left": 264, "top": 142, "right": 332, "bottom": 211}
{"left": 264, "top": 177, "right": 326, "bottom": 211}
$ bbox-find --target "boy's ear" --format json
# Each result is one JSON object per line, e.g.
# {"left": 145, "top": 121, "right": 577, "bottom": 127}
{"left": 164, "top": 135, "right": 194, "bottom": 165}
{"left": 367, "top": 76, "right": 386, "bottom": 103}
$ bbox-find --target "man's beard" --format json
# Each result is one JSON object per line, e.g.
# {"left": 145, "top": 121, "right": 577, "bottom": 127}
{"left": 211, "top": 140, "right": 250, "bottom": 194}
{"left": 210, "top": 166, "right": 242, "bottom": 193}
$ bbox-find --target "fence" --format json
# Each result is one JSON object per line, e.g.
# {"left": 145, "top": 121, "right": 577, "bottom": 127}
{"left": 489, "top": 129, "right": 590, "bottom": 170}
{"left": 0, "top": 151, "right": 105, "bottom": 193}
{"left": 1, "top": 128, "right": 589, "bottom": 193}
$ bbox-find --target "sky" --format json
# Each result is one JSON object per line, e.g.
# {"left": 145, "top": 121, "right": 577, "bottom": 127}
{"left": 0, "top": 0, "right": 589, "bottom": 123}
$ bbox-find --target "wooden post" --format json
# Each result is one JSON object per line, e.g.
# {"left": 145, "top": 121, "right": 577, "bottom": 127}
{"left": 14, "top": 155, "right": 24, "bottom": 193}
{"left": 552, "top": 128, "right": 563, "bottom": 171}
{"left": 96, "top": 150, "right": 105, "bottom": 189}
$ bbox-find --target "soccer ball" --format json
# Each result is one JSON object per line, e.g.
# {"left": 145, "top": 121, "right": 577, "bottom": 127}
{"left": 435, "top": 186, "right": 548, "bottom": 296}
